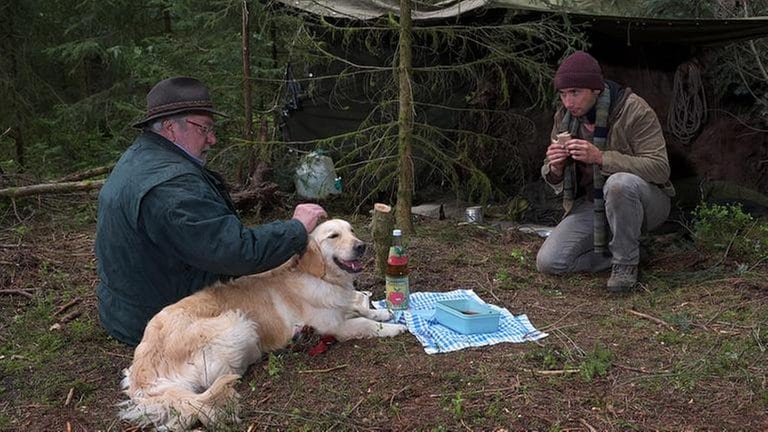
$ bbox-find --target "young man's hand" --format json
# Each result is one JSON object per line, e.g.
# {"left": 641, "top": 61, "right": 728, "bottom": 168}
{"left": 546, "top": 139, "right": 570, "bottom": 177}
{"left": 564, "top": 138, "right": 603, "bottom": 165}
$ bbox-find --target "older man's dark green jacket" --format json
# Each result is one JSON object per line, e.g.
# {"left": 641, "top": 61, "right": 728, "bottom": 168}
{"left": 95, "top": 131, "right": 307, "bottom": 346}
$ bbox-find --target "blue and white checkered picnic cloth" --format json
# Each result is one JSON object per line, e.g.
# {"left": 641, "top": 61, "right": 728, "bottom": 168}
{"left": 373, "top": 289, "right": 547, "bottom": 354}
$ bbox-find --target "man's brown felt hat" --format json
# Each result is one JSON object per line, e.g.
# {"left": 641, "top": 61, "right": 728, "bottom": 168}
{"left": 132, "top": 76, "right": 227, "bottom": 128}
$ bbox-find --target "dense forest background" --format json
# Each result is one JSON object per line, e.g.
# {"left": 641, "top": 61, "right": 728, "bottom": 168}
{"left": 0, "top": 0, "right": 300, "bottom": 178}
{"left": 1, "top": 0, "right": 767, "bottom": 210}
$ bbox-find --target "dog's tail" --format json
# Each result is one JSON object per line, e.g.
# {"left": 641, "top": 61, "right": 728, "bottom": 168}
{"left": 120, "top": 372, "right": 241, "bottom": 430}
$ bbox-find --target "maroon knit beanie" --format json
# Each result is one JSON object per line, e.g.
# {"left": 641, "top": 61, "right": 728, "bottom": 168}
{"left": 554, "top": 51, "right": 604, "bottom": 90}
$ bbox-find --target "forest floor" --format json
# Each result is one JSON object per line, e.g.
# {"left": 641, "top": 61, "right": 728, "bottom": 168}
{"left": 1, "top": 195, "right": 767, "bottom": 431}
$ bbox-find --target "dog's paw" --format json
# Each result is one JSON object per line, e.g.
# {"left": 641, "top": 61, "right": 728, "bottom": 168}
{"left": 370, "top": 308, "right": 394, "bottom": 322}
{"left": 379, "top": 323, "right": 408, "bottom": 337}
{"left": 393, "top": 324, "right": 408, "bottom": 336}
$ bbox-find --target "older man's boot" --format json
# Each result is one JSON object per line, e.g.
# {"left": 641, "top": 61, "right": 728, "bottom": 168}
{"left": 607, "top": 264, "right": 638, "bottom": 293}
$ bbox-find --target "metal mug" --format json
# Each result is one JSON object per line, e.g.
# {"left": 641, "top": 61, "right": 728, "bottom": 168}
{"left": 465, "top": 206, "right": 483, "bottom": 224}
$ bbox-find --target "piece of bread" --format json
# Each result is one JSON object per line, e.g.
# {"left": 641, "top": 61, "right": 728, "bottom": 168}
{"left": 556, "top": 131, "right": 571, "bottom": 147}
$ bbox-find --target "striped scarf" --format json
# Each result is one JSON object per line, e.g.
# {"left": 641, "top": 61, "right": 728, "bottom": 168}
{"left": 560, "top": 83, "right": 611, "bottom": 255}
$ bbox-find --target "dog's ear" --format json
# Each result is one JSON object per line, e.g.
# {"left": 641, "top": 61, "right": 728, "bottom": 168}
{"left": 297, "top": 239, "right": 325, "bottom": 278}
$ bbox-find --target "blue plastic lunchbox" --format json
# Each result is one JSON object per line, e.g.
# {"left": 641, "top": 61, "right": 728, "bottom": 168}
{"left": 434, "top": 299, "right": 500, "bottom": 334}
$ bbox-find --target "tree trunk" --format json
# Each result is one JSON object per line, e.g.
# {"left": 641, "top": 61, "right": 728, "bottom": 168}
{"left": 7, "top": 5, "right": 26, "bottom": 170}
{"left": 163, "top": 8, "right": 172, "bottom": 33}
{"left": 395, "top": 0, "right": 415, "bottom": 234}
{"left": 242, "top": 0, "right": 253, "bottom": 142}
{"left": 11, "top": 121, "right": 25, "bottom": 170}
{"left": 371, "top": 203, "right": 394, "bottom": 277}
{"left": 237, "top": 0, "right": 254, "bottom": 185}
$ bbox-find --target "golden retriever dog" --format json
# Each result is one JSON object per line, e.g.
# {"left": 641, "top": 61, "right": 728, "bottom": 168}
{"left": 119, "top": 219, "right": 407, "bottom": 430}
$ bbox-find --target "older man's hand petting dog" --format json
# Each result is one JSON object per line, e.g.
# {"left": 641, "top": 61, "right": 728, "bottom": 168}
{"left": 118, "top": 219, "right": 406, "bottom": 431}
{"left": 291, "top": 202, "right": 327, "bottom": 233}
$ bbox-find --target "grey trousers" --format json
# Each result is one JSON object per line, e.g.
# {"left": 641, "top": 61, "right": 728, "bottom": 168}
{"left": 536, "top": 173, "right": 671, "bottom": 274}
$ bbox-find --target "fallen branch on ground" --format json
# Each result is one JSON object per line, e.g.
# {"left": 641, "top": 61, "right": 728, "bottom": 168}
{"left": 626, "top": 308, "right": 675, "bottom": 331}
{"left": 64, "top": 387, "right": 74, "bottom": 407}
{"left": 55, "top": 164, "right": 114, "bottom": 183}
{"left": 539, "top": 302, "right": 588, "bottom": 332}
{"left": 524, "top": 368, "right": 580, "bottom": 376}
{"left": 297, "top": 364, "right": 348, "bottom": 374}
{"left": 429, "top": 385, "right": 521, "bottom": 398}
{"left": 0, "top": 179, "right": 105, "bottom": 199}
{"left": 0, "top": 289, "right": 34, "bottom": 298}
{"left": 389, "top": 385, "right": 409, "bottom": 408}
{"left": 58, "top": 311, "right": 81, "bottom": 324}
{"left": 53, "top": 298, "right": 81, "bottom": 317}
{"left": 615, "top": 364, "right": 673, "bottom": 374}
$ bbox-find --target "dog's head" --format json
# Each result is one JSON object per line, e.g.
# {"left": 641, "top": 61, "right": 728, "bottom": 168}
{"left": 297, "top": 219, "right": 366, "bottom": 287}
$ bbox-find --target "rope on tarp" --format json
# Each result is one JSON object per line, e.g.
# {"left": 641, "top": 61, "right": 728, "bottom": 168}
{"left": 667, "top": 61, "right": 707, "bottom": 144}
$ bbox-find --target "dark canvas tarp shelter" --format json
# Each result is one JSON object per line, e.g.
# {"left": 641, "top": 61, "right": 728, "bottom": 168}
{"left": 277, "top": 0, "right": 768, "bottom": 44}
{"left": 275, "top": 0, "right": 768, "bottom": 141}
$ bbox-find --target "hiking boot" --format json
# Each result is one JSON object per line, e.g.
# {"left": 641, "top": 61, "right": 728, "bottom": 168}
{"left": 607, "top": 264, "right": 638, "bottom": 293}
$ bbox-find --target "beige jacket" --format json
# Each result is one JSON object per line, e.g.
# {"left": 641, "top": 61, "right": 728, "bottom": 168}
{"left": 541, "top": 90, "right": 676, "bottom": 198}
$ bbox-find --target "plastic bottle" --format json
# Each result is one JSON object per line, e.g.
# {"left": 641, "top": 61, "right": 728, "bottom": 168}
{"left": 294, "top": 151, "right": 342, "bottom": 199}
{"left": 385, "top": 229, "right": 410, "bottom": 314}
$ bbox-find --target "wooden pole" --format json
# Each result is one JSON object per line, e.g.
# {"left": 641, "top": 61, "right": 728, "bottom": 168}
{"left": 371, "top": 203, "right": 394, "bottom": 277}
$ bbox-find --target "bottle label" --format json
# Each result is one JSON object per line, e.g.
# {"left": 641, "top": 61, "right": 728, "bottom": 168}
{"left": 385, "top": 275, "right": 409, "bottom": 310}
{"left": 388, "top": 245, "right": 408, "bottom": 265}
